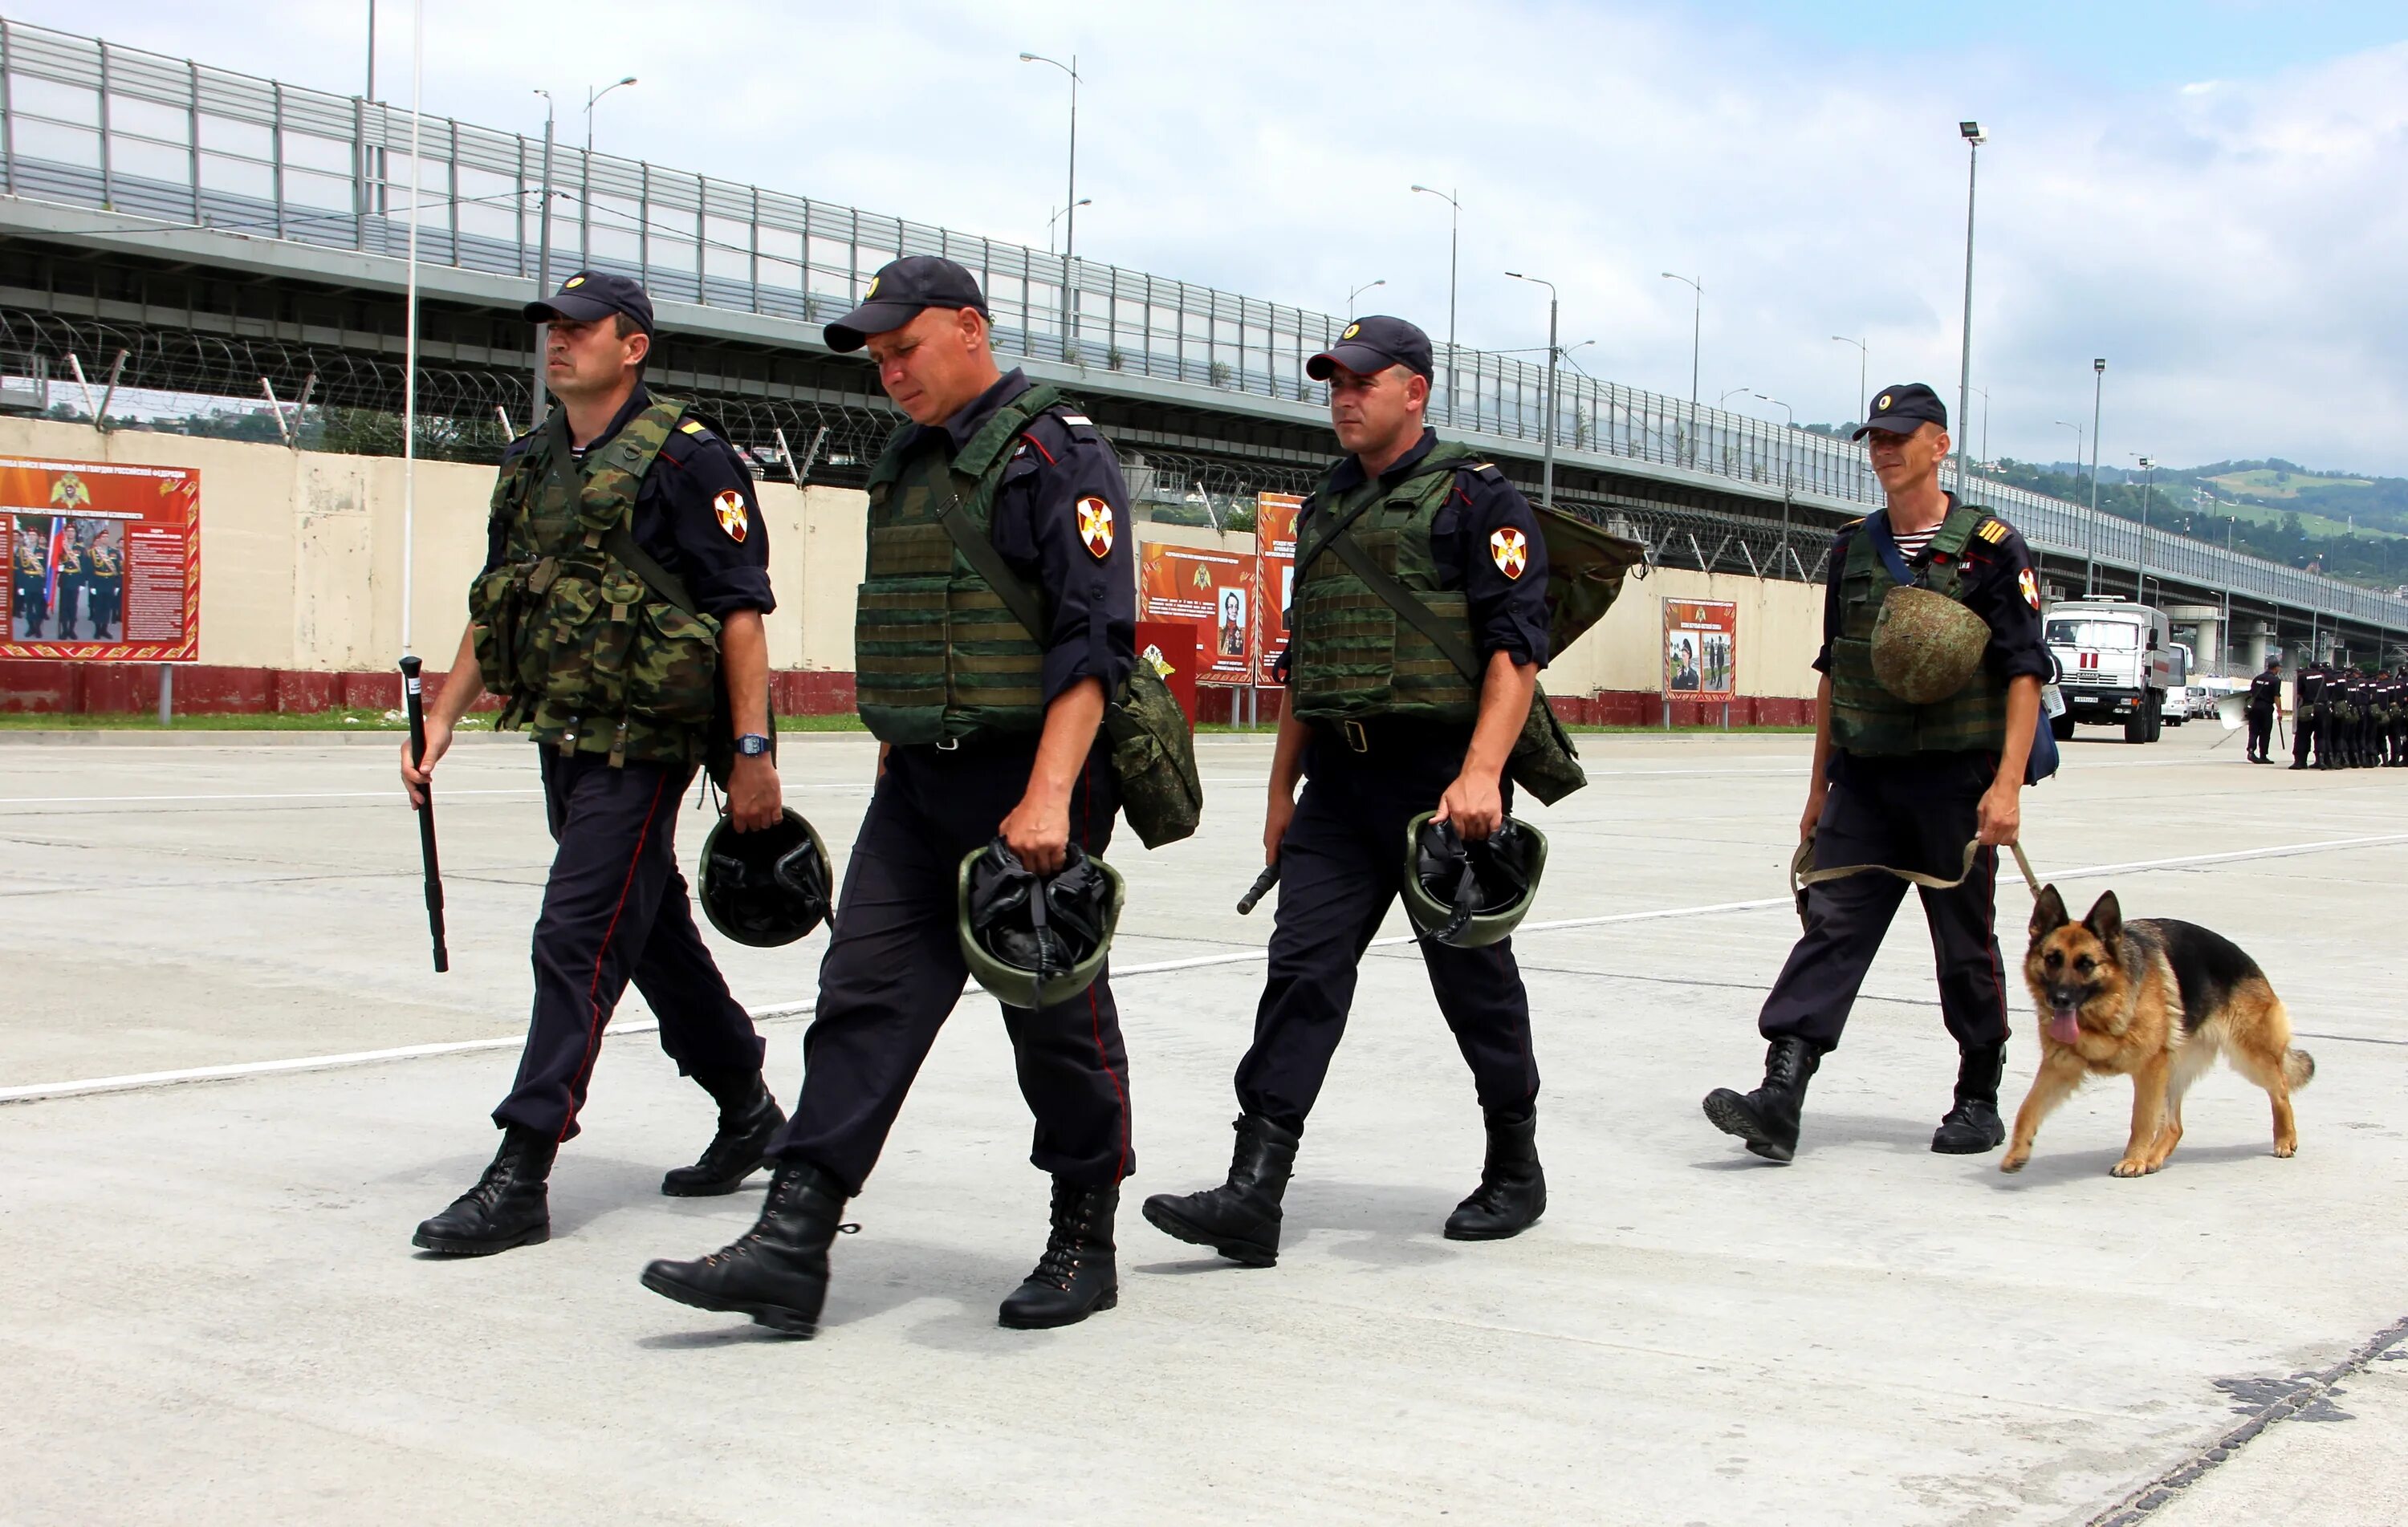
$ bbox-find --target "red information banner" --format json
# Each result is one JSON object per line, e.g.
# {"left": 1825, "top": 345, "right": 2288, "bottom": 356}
{"left": 2, "top": 457, "right": 200, "bottom": 661}
{"left": 1139, "top": 543, "right": 1258, "bottom": 687}
{"left": 1662, "top": 599, "right": 1737, "bottom": 701}
{"left": 1253, "top": 492, "right": 1303, "bottom": 680}
{"left": 1133, "top": 619, "right": 1199, "bottom": 728}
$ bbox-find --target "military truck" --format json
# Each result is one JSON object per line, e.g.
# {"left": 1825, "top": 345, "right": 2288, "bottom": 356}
{"left": 2044, "top": 596, "right": 2180, "bottom": 743}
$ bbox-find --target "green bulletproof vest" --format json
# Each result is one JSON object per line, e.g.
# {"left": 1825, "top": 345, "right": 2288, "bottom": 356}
{"left": 1288, "top": 441, "right": 1487, "bottom": 725}
{"left": 853, "top": 384, "right": 1068, "bottom": 746}
{"left": 466, "top": 397, "right": 723, "bottom": 766}
{"left": 1828, "top": 505, "right": 2009, "bottom": 757}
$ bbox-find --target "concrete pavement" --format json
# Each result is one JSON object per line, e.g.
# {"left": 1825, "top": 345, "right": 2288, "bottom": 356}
{"left": 3, "top": 722, "right": 2404, "bottom": 1524}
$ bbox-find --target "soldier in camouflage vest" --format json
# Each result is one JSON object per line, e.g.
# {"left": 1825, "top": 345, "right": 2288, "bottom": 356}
{"left": 644, "top": 256, "right": 1141, "bottom": 1338}
{"left": 1705, "top": 384, "right": 2050, "bottom": 1166}
{"left": 401, "top": 272, "right": 787, "bottom": 1257}
{"left": 1143, "top": 315, "right": 1559, "bottom": 1265}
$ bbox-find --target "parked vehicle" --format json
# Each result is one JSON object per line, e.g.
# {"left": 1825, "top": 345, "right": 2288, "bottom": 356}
{"left": 2044, "top": 597, "right": 2179, "bottom": 743}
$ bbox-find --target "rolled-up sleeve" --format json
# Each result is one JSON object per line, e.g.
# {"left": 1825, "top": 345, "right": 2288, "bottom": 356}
{"left": 990, "top": 420, "right": 1136, "bottom": 704}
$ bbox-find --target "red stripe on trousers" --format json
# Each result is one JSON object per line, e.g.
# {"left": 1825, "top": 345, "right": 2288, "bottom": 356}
{"left": 559, "top": 770, "right": 669, "bottom": 1142}
{"left": 1079, "top": 753, "right": 1133, "bottom": 1180}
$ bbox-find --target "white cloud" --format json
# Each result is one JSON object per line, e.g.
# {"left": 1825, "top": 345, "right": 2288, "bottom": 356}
{"left": 16, "top": 1, "right": 2408, "bottom": 471}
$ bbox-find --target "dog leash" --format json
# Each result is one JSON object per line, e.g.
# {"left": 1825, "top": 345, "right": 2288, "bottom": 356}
{"left": 1791, "top": 833, "right": 2044, "bottom": 900}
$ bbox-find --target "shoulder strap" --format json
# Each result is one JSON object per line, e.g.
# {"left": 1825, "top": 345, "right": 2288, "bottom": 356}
{"left": 1930, "top": 504, "right": 1988, "bottom": 559}
{"left": 1324, "top": 530, "right": 1484, "bottom": 684}
{"left": 601, "top": 526, "right": 698, "bottom": 616}
{"left": 935, "top": 503, "right": 1049, "bottom": 642}
{"left": 1294, "top": 447, "right": 1470, "bottom": 579}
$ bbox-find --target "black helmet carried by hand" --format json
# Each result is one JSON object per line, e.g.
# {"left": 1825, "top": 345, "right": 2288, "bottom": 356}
{"left": 1401, "top": 810, "right": 1548, "bottom": 948}
{"left": 698, "top": 809, "right": 831, "bottom": 948}
{"left": 957, "top": 838, "right": 1124, "bottom": 1009}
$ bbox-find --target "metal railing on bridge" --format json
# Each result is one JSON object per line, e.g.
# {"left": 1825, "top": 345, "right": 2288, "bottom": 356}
{"left": 2, "top": 18, "right": 2402, "bottom": 631}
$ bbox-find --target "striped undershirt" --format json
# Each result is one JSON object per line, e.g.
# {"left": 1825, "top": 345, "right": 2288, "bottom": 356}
{"left": 1891, "top": 527, "right": 1938, "bottom": 562}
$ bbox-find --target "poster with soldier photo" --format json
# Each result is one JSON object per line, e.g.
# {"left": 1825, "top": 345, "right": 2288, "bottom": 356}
{"left": 1252, "top": 492, "right": 1304, "bottom": 678}
{"left": 1663, "top": 599, "right": 1737, "bottom": 700}
{"left": 0, "top": 457, "right": 199, "bottom": 660}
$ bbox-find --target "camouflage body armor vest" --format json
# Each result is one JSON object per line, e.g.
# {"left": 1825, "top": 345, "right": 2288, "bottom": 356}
{"left": 853, "top": 384, "right": 1068, "bottom": 746}
{"left": 1288, "top": 441, "right": 1487, "bottom": 725}
{"left": 1828, "top": 505, "right": 2008, "bottom": 756}
{"left": 467, "top": 398, "right": 722, "bottom": 766}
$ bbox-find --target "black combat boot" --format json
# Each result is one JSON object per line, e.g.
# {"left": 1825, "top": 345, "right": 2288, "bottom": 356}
{"left": 1702, "top": 1037, "right": 1822, "bottom": 1164}
{"left": 1932, "top": 1045, "right": 2008, "bottom": 1154}
{"left": 640, "top": 1162, "right": 851, "bottom": 1337}
{"left": 413, "top": 1126, "right": 556, "bottom": 1255}
{"left": 1141, "top": 1115, "right": 1300, "bottom": 1266}
{"left": 998, "top": 1178, "right": 1119, "bottom": 1330}
{"left": 661, "top": 1076, "right": 787, "bottom": 1197}
{"left": 1444, "top": 1108, "right": 1548, "bottom": 1241}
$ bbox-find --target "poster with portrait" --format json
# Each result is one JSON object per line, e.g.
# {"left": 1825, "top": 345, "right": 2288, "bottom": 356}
{"left": 1138, "top": 543, "right": 1258, "bottom": 686}
{"left": 1, "top": 456, "right": 201, "bottom": 661}
{"left": 1252, "top": 492, "right": 1303, "bottom": 678}
{"left": 1662, "top": 599, "right": 1737, "bottom": 700}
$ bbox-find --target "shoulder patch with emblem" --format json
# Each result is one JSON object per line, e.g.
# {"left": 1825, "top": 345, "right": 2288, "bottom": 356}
{"left": 1976, "top": 517, "right": 2009, "bottom": 544}
{"left": 1076, "top": 497, "right": 1116, "bottom": 560}
{"left": 1489, "top": 526, "right": 1528, "bottom": 580}
{"left": 713, "top": 489, "right": 749, "bottom": 542}
{"left": 2018, "top": 567, "right": 2040, "bottom": 610}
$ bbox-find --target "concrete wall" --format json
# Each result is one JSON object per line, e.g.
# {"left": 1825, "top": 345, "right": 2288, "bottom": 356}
{"left": 0, "top": 424, "right": 1828, "bottom": 719}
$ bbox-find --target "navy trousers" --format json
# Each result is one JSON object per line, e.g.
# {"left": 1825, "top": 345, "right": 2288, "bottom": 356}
{"left": 768, "top": 737, "right": 1133, "bottom": 1196}
{"left": 492, "top": 749, "right": 765, "bottom": 1140}
{"left": 1234, "top": 723, "right": 1540, "bottom": 1132}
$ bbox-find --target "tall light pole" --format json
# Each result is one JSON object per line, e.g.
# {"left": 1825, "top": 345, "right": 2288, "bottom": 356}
{"left": 1718, "top": 385, "right": 1753, "bottom": 406}
{"left": 1970, "top": 384, "right": 1991, "bottom": 468}
{"left": 1411, "top": 185, "right": 1460, "bottom": 424}
{"left": 1019, "top": 52, "right": 1080, "bottom": 348}
{"left": 1830, "top": 335, "right": 1866, "bottom": 422}
{"left": 1506, "top": 270, "right": 1559, "bottom": 510}
{"left": 1753, "top": 393, "right": 1794, "bottom": 427}
{"left": 1663, "top": 272, "right": 1701, "bottom": 462}
{"left": 529, "top": 89, "right": 558, "bottom": 426}
{"left": 2087, "top": 358, "right": 2106, "bottom": 595}
{"left": 1047, "top": 197, "right": 1091, "bottom": 255}
{"left": 2222, "top": 514, "right": 2236, "bottom": 673}
{"left": 1954, "top": 120, "right": 1985, "bottom": 494}
{"left": 1347, "top": 278, "right": 1386, "bottom": 318}
{"left": 2133, "top": 453, "right": 2157, "bottom": 602}
{"left": 578, "top": 75, "right": 636, "bottom": 263}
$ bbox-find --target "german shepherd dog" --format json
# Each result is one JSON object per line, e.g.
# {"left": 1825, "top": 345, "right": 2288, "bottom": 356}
{"left": 2002, "top": 886, "right": 2313, "bottom": 1177}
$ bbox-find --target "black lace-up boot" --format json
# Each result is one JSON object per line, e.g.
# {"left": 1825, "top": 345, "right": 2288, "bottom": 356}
{"left": 661, "top": 1076, "right": 787, "bottom": 1196}
{"left": 998, "top": 1179, "right": 1119, "bottom": 1330}
{"left": 1444, "top": 1108, "right": 1548, "bottom": 1240}
{"left": 1702, "top": 1037, "right": 1823, "bottom": 1164}
{"left": 413, "top": 1127, "right": 556, "bottom": 1255}
{"left": 640, "top": 1162, "right": 851, "bottom": 1338}
{"left": 1931, "top": 1045, "right": 2009, "bottom": 1154}
{"left": 1141, "top": 1115, "right": 1301, "bottom": 1266}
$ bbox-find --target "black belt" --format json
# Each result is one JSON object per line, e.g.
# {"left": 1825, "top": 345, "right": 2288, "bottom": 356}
{"left": 1312, "top": 716, "right": 1471, "bottom": 756}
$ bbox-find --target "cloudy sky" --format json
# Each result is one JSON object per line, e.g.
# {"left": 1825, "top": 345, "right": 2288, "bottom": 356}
{"left": 24, "top": 1, "right": 2408, "bottom": 473}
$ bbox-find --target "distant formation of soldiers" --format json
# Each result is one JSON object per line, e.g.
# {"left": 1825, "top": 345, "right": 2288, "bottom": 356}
{"left": 2287, "top": 658, "right": 2406, "bottom": 770}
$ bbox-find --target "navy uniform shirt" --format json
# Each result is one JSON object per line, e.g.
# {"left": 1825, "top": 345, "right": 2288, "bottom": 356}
{"left": 910, "top": 368, "right": 1136, "bottom": 705}
{"left": 2247, "top": 668, "right": 2283, "bottom": 717}
{"left": 485, "top": 382, "right": 775, "bottom": 619}
{"left": 1813, "top": 493, "right": 2049, "bottom": 684}
{"left": 1297, "top": 426, "right": 1553, "bottom": 674}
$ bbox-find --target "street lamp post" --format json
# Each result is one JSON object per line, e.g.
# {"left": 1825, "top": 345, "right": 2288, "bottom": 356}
{"left": 1662, "top": 272, "right": 1701, "bottom": 463}
{"left": 2087, "top": 358, "right": 2106, "bottom": 595}
{"left": 2223, "top": 515, "right": 2236, "bottom": 673}
{"left": 1970, "top": 384, "right": 1991, "bottom": 469}
{"left": 1954, "top": 120, "right": 1986, "bottom": 493}
{"left": 1752, "top": 393, "right": 1793, "bottom": 426}
{"left": 529, "top": 89, "right": 557, "bottom": 426}
{"left": 1717, "top": 386, "right": 1752, "bottom": 406}
{"left": 1347, "top": 278, "right": 1386, "bottom": 318}
{"left": 578, "top": 75, "right": 636, "bottom": 265}
{"left": 2133, "top": 454, "right": 2157, "bottom": 601}
{"left": 1505, "top": 271, "right": 1559, "bottom": 510}
{"left": 1410, "top": 185, "right": 1460, "bottom": 424}
{"left": 1019, "top": 52, "right": 1080, "bottom": 350}
{"left": 1830, "top": 335, "right": 1866, "bottom": 422}
{"left": 1047, "top": 197, "right": 1092, "bottom": 255}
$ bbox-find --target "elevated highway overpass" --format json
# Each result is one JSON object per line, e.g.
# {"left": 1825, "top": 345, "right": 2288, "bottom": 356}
{"left": 0, "top": 18, "right": 2399, "bottom": 664}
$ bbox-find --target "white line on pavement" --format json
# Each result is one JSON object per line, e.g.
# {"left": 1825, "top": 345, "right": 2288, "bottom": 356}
{"left": 6, "top": 831, "right": 2403, "bottom": 1107}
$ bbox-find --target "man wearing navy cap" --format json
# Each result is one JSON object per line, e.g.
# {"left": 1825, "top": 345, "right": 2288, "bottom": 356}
{"left": 401, "top": 270, "right": 786, "bottom": 1255}
{"left": 1143, "top": 314, "right": 1556, "bottom": 1266}
{"left": 1704, "top": 384, "right": 2048, "bottom": 1166}
{"left": 643, "top": 254, "right": 1140, "bottom": 1335}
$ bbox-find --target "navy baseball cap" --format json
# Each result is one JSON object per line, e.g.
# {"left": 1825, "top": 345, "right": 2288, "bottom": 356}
{"left": 1853, "top": 383, "right": 1948, "bottom": 440}
{"left": 523, "top": 270, "right": 653, "bottom": 335}
{"left": 1308, "top": 315, "right": 1434, "bottom": 381}
{"left": 825, "top": 256, "right": 991, "bottom": 352}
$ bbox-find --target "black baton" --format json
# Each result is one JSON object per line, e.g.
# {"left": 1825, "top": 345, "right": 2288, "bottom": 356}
{"left": 400, "top": 654, "right": 450, "bottom": 973}
{"left": 1236, "top": 862, "right": 1281, "bottom": 916}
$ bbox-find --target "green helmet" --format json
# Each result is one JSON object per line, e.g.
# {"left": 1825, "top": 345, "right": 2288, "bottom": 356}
{"left": 1871, "top": 585, "right": 1991, "bottom": 705}
{"left": 698, "top": 809, "right": 831, "bottom": 948}
{"left": 1401, "top": 810, "right": 1548, "bottom": 948}
{"left": 956, "top": 839, "right": 1125, "bottom": 1009}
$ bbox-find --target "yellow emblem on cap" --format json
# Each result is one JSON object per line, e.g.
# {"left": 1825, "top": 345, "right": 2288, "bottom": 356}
{"left": 565, "top": 275, "right": 585, "bottom": 289}
{"left": 1877, "top": 392, "right": 1893, "bottom": 410}
{"left": 1341, "top": 323, "right": 1361, "bottom": 340}
{"left": 865, "top": 275, "right": 881, "bottom": 298}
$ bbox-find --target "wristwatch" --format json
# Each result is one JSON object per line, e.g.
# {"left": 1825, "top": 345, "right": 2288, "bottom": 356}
{"left": 734, "top": 733, "right": 772, "bottom": 757}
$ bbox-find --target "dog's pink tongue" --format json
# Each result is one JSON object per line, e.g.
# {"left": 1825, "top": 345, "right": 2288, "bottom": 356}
{"left": 2047, "top": 1008, "right": 2082, "bottom": 1046}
